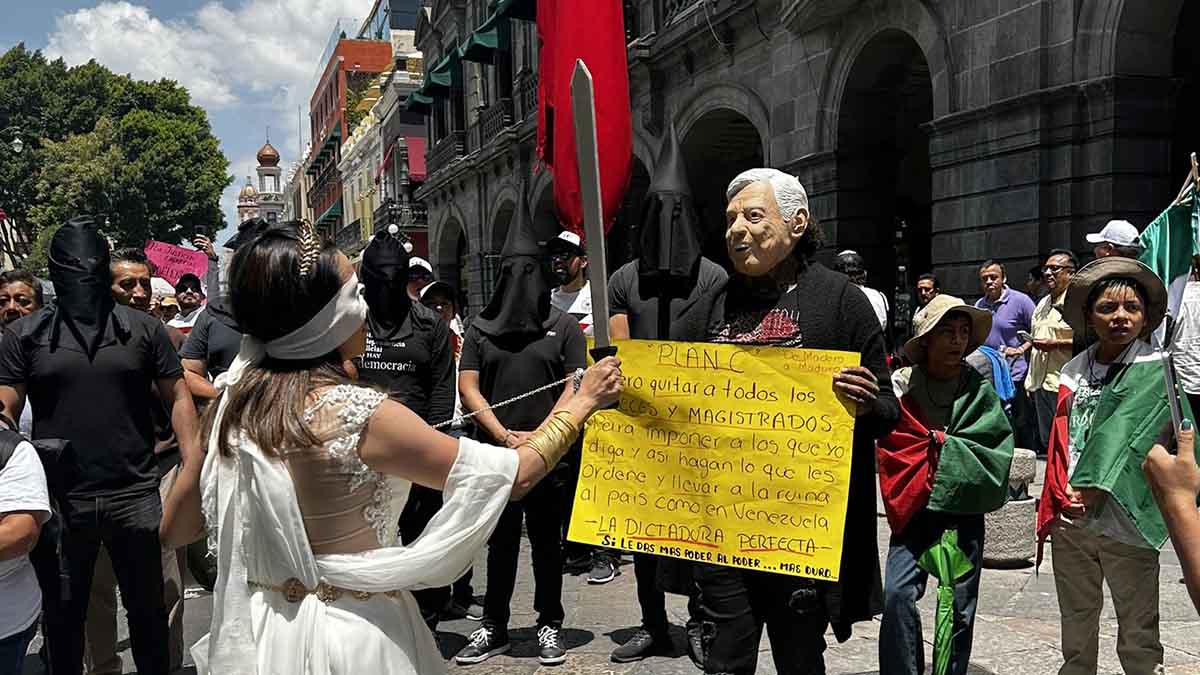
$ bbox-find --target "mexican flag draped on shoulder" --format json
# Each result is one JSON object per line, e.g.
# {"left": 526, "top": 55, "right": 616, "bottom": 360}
{"left": 1036, "top": 187, "right": 1199, "bottom": 561}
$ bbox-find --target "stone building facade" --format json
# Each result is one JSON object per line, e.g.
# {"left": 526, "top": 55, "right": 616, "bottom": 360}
{"left": 414, "top": 0, "right": 1199, "bottom": 323}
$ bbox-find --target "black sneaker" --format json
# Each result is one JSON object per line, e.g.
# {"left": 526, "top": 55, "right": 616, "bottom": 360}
{"left": 587, "top": 553, "right": 618, "bottom": 584}
{"left": 610, "top": 627, "right": 668, "bottom": 663}
{"left": 463, "top": 598, "right": 484, "bottom": 621}
{"left": 454, "top": 625, "right": 510, "bottom": 665}
{"left": 443, "top": 598, "right": 485, "bottom": 621}
{"left": 563, "top": 551, "right": 591, "bottom": 574}
{"left": 536, "top": 624, "right": 567, "bottom": 665}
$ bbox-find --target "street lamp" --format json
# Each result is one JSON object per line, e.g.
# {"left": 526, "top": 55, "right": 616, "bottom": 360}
{"left": 0, "top": 127, "right": 23, "bottom": 155}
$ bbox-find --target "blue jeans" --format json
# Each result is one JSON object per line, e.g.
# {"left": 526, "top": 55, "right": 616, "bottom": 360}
{"left": 0, "top": 621, "right": 37, "bottom": 675}
{"left": 880, "top": 512, "right": 984, "bottom": 675}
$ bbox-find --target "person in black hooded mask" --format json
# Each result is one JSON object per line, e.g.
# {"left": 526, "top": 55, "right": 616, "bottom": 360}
{"left": 354, "top": 225, "right": 456, "bottom": 631}
{"left": 0, "top": 216, "right": 201, "bottom": 675}
{"left": 605, "top": 122, "right": 728, "bottom": 665}
{"left": 454, "top": 185, "right": 587, "bottom": 668}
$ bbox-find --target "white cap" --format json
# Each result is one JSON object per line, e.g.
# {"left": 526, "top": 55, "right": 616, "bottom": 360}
{"left": 551, "top": 230, "right": 584, "bottom": 252}
{"left": 409, "top": 257, "right": 433, "bottom": 273}
{"left": 1086, "top": 219, "right": 1142, "bottom": 248}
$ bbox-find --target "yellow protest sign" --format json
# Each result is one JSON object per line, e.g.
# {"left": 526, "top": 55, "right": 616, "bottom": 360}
{"left": 569, "top": 340, "right": 858, "bottom": 581}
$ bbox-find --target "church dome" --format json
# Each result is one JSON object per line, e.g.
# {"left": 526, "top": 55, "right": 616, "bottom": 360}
{"left": 238, "top": 177, "right": 258, "bottom": 203}
{"left": 257, "top": 141, "right": 280, "bottom": 167}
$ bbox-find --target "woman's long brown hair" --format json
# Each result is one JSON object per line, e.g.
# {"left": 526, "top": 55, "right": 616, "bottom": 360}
{"left": 201, "top": 222, "right": 355, "bottom": 457}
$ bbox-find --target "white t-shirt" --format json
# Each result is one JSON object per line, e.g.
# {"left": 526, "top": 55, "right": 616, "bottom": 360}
{"left": 1174, "top": 281, "right": 1200, "bottom": 395}
{"left": 551, "top": 282, "right": 594, "bottom": 336}
{"left": 0, "top": 440, "right": 50, "bottom": 639}
{"left": 859, "top": 286, "right": 890, "bottom": 330}
{"left": 168, "top": 306, "right": 204, "bottom": 334}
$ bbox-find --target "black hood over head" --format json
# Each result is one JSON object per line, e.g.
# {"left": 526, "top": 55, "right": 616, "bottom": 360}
{"left": 473, "top": 185, "right": 554, "bottom": 336}
{"left": 48, "top": 216, "right": 115, "bottom": 359}
{"left": 639, "top": 121, "right": 703, "bottom": 278}
{"left": 361, "top": 228, "right": 413, "bottom": 337}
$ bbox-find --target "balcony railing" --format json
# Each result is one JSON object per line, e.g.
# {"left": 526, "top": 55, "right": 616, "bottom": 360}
{"left": 336, "top": 218, "right": 363, "bottom": 250}
{"left": 428, "top": 130, "right": 465, "bottom": 175}
{"left": 469, "top": 98, "right": 514, "bottom": 152}
{"left": 372, "top": 200, "right": 430, "bottom": 231}
{"left": 516, "top": 70, "right": 539, "bottom": 122}
{"left": 481, "top": 98, "right": 513, "bottom": 141}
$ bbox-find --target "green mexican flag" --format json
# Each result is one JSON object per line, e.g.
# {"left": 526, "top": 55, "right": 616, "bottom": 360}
{"left": 1070, "top": 348, "right": 1197, "bottom": 549}
{"left": 1139, "top": 196, "right": 1200, "bottom": 331}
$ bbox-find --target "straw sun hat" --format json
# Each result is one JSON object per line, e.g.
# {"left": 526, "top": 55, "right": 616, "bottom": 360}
{"left": 1062, "top": 257, "right": 1167, "bottom": 338}
{"left": 903, "top": 294, "right": 993, "bottom": 364}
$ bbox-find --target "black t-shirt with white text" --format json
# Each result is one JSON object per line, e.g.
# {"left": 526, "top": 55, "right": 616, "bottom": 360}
{"left": 0, "top": 305, "right": 184, "bottom": 497}
{"left": 355, "top": 302, "right": 455, "bottom": 426}
{"left": 460, "top": 309, "right": 587, "bottom": 434}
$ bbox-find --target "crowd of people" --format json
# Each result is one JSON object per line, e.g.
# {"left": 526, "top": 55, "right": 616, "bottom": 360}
{"left": 0, "top": 127, "right": 1197, "bottom": 675}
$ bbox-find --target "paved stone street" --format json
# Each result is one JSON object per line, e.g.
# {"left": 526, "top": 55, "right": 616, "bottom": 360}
{"left": 25, "top": 464, "right": 1200, "bottom": 674}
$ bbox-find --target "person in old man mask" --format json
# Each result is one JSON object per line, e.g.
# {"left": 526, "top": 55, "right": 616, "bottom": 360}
{"left": 355, "top": 225, "right": 456, "bottom": 632}
{"left": 701, "top": 170, "right": 900, "bottom": 675}
{"left": 0, "top": 216, "right": 201, "bottom": 675}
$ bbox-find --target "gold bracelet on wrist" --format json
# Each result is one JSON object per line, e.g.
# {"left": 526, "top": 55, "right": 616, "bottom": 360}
{"left": 523, "top": 410, "right": 581, "bottom": 471}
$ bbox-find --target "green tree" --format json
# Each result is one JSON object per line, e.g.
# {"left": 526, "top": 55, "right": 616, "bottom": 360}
{"left": 24, "top": 118, "right": 125, "bottom": 272}
{"left": 0, "top": 44, "right": 231, "bottom": 270}
{"left": 0, "top": 45, "right": 68, "bottom": 262}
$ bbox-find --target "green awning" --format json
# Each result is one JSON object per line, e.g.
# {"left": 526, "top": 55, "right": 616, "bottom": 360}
{"left": 459, "top": 25, "right": 499, "bottom": 63}
{"left": 425, "top": 49, "right": 462, "bottom": 98}
{"left": 460, "top": 10, "right": 512, "bottom": 63}
{"left": 315, "top": 200, "right": 343, "bottom": 227}
{"left": 404, "top": 91, "right": 434, "bottom": 115}
{"left": 494, "top": 0, "right": 535, "bottom": 22}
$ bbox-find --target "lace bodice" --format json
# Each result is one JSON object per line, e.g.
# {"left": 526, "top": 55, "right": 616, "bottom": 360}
{"left": 283, "top": 385, "right": 404, "bottom": 553}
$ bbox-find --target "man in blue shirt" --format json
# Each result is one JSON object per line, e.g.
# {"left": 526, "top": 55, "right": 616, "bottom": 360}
{"left": 975, "top": 260, "right": 1037, "bottom": 449}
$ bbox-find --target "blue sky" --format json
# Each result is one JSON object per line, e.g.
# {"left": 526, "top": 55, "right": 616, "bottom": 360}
{"left": 4, "top": 0, "right": 368, "bottom": 245}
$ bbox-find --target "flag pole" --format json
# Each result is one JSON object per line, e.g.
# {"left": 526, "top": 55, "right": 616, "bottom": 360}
{"left": 1171, "top": 153, "right": 1197, "bottom": 206}
{"left": 1159, "top": 154, "right": 1196, "bottom": 431}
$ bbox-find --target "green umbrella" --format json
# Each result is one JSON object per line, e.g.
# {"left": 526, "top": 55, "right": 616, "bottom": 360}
{"left": 917, "top": 529, "right": 975, "bottom": 675}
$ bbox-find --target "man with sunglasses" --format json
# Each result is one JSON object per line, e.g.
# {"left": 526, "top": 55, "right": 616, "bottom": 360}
{"left": 548, "top": 232, "right": 594, "bottom": 337}
{"left": 166, "top": 273, "right": 205, "bottom": 335}
{"left": 1023, "top": 249, "right": 1078, "bottom": 455}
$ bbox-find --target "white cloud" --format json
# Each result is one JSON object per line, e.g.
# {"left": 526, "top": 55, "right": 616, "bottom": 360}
{"left": 46, "top": 0, "right": 366, "bottom": 144}
{"left": 45, "top": 0, "right": 372, "bottom": 234}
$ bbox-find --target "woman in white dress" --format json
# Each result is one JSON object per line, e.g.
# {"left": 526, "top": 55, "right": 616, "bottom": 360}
{"left": 160, "top": 221, "right": 622, "bottom": 674}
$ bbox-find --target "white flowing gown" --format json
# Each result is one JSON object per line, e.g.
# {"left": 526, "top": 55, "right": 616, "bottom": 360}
{"left": 193, "top": 385, "right": 518, "bottom": 674}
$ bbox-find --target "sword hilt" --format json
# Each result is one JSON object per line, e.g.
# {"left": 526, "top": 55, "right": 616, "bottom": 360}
{"left": 589, "top": 344, "right": 620, "bottom": 409}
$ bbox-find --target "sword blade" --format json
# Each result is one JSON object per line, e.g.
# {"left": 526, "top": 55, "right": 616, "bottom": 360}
{"left": 571, "top": 60, "right": 612, "bottom": 350}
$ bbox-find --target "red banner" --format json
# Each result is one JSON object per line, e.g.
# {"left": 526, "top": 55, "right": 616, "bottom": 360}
{"left": 538, "top": 0, "right": 632, "bottom": 238}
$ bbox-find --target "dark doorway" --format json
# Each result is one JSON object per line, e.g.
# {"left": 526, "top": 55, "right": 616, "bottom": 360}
{"left": 681, "top": 110, "right": 764, "bottom": 269}
{"left": 835, "top": 30, "right": 934, "bottom": 335}
{"left": 1171, "top": 2, "right": 1200, "bottom": 194}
